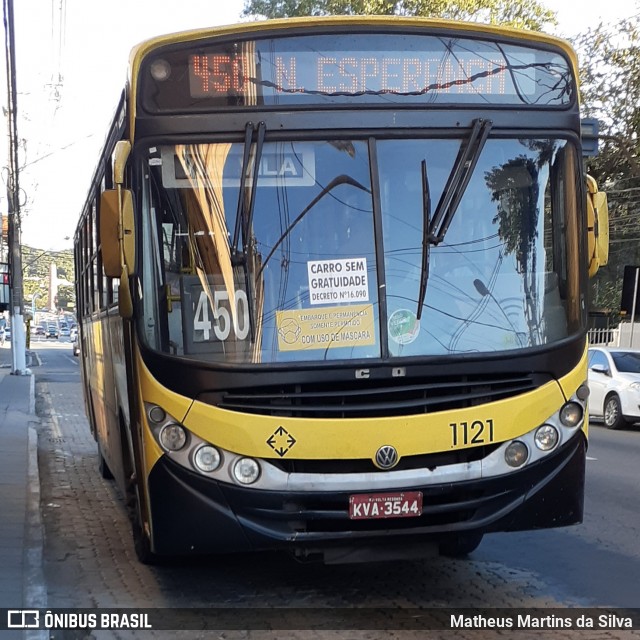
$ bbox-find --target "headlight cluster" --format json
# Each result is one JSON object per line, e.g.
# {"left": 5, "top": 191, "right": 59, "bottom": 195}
{"left": 501, "top": 388, "right": 586, "bottom": 470}
{"left": 159, "top": 424, "right": 187, "bottom": 451}
{"left": 194, "top": 446, "right": 221, "bottom": 473}
{"left": 145, "top": 403, "right": 261, "bottom": 485}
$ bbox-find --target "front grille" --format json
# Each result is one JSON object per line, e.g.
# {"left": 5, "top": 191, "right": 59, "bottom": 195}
{"left": 213, "top": 371, "right": 542, "bottom": 418}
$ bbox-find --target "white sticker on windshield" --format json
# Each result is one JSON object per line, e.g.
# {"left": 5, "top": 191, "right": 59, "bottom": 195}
{"left": 160, "top": 144, "right": 316, "bottom": 188}
{"left": 307, "top": 258, "right": 369, "bottom": 305}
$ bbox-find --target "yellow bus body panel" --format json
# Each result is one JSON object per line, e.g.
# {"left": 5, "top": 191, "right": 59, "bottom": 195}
{"left": 558, "top": 344, "right": 589, "bottom": 437}
{"left": 135, "top": 348, "right": 591, "bottom": 467}
{"left": 137, "top": 353, "right": 193, "bottom": 474}
{"left": 557, "top": 345, "right": 588, "bottom": 399}
{"left": 182, "top": 383, "right": 564, "bottom": 460}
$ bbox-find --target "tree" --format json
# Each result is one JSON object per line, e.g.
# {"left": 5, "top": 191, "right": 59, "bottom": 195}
{"left": 574, "top": 16, "right": 640, "bottom": 317}
{"left": 22, "top": 245, "right": 76, "bottom": 314}
{"left": 242, "top": 0, "right": 557, "bottom": 31}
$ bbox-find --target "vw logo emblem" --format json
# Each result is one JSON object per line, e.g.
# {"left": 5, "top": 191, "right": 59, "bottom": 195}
{"left": 375, "top": 445, "right": 399, "bottom": 470}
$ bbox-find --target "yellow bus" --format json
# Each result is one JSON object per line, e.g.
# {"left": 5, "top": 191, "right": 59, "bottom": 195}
{"left": 74, "top": 16, "right": 609, "bottom": 563}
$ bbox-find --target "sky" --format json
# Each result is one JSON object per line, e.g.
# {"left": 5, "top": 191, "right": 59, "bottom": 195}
{"left": 3, "top": 0, "right": 639, "bottom": 252}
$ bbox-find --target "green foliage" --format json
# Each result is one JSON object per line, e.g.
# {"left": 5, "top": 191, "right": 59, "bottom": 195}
{"left": 242, "top": 0, "right": 557, "bottom": 31}
{"left": 21, "top": 245, "right": 75, "bottom": 313}
{"left": 575, "top": 17, "right": 640, "bottom": 317}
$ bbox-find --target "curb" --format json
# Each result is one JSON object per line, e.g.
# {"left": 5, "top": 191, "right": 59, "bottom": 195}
{"left": 25, "top": 361, "right": 48, "bottom": 640}
{"left": 24, "top": 427, "right": 46, "bottom": 611}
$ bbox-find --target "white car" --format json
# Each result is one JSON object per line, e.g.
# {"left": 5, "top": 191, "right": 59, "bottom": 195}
{"left": 588, "top": 347, "right": 640, "bottom": 429}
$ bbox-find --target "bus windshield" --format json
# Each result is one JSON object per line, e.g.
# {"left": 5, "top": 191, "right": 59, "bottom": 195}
{"left": 139, "top": 136, "right": 582, "bottom": 363}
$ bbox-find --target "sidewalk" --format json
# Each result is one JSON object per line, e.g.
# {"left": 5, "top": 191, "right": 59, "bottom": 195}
{"left": 0, "top": 343, "right": 46, "bottom": 637}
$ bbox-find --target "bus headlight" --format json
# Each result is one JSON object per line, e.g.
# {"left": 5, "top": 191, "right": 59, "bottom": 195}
{"left": 233, "top": 458, "right": 261, "bottom": 485}
{"left": 159, "top": 423, "right": 187, "bottom": 451}
{"left": 559, "top": 402, "right": 583, "bottom": 427}
{"left": 194, "top": 445, "right": 222, "bottom": 472}
{"left": 534, "top": 424, "right": 559, "bottom": 451}
{"left": 505, "top": 441, "right": 528, "bottom": 467}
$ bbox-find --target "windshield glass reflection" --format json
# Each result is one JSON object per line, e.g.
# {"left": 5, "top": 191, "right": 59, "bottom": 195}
{"left": 139, "top": 136, "right": 581, "bottom": 364}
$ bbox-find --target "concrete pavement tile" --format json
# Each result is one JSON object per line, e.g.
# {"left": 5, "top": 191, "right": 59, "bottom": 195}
{"left": 0, "top": 586, "right": 23, "bottom": 605}
{"left": 0, "top": 527, "right": 25, "bottom": 545}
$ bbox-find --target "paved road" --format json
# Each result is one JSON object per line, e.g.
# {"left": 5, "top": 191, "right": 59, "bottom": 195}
{"left": 476, "top": 423, "right": 640, "bottom": 608}
{"left": 30, "top": 341, "right": 640, "bottom": 639}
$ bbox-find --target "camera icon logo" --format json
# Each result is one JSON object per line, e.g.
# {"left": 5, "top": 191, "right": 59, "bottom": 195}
{"left": 7, "top": 610, "right": 39, "bottom": 628}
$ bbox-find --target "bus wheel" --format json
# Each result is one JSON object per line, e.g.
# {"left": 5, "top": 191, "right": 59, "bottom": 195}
{"left": 97, "top": 444, "right": 114, "bottom": 480}
{"left": 128, "top": 478, "right": 159, "bottom": 564}
{"left": 438, "top": 532, "right": 483, "bottom": 558}
{"left": 603, "top": 394, "right": 627, "bottom": 430}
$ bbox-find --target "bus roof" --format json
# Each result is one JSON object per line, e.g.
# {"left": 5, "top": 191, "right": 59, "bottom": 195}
{"left": 129, "top": 15, "right": 577, "bottom": 64}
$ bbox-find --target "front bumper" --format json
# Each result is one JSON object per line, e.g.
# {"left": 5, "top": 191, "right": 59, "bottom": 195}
{"left": 147, "top": 432, "right": 586, "bottom": 556}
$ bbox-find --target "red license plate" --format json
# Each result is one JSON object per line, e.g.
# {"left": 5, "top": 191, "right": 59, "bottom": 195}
{"left": 349, "top": 491, "right": 423, "bottom": 520}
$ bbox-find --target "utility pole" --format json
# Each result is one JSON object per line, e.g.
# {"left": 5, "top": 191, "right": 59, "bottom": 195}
{"left": 3, "top": 0, "right": 27, "bottom": 375}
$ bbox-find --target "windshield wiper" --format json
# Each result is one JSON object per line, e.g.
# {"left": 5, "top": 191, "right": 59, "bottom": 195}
{"left": 416, "top": 159, "right": 431, "bottom": 321}
{"left": 231, "top": 121, "right": 266, "bottom": 263}
{"left": 230, "top": 121, "right": 266, "bottom": 342}
{"left": 429, "top": 118, "right": 492, "bottom": 246}
{"left": 415, "top": 118, "right": 492, "bottom": 320}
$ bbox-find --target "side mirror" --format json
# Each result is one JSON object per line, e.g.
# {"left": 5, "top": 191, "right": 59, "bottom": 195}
{"left": 99, "top": 139, "right": 135, "bottom": 318}
{"left": 100, "top": 188, "right": 136, "bottom": 277}
{"left": 121, "top": 189, "right": 135, "bottom": 273}
{"left": 590, "top": 363, "right": 610, "bottom": 376}
{"left": 100, "top": 190, "right": 120, "bottom": 277}
{"left": 586, "top": 175, "right": 609, "bottom": 277}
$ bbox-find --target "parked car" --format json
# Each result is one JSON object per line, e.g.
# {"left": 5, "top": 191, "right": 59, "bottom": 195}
{"left": 35, "top": 324, "right": 46, "bottom": 336}
{"left": 72, "top": 335, "right": 80, "bottom": 357}
{"left": 588, "top": 347, "right": 640, "bottom": 429}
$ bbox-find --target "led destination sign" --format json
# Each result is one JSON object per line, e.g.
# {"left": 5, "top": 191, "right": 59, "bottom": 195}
{"left": 190, "top": 51, "right": 514, "bottom": 98}
{"left": 143, "top": 34, "right": 573, "bottom": 109}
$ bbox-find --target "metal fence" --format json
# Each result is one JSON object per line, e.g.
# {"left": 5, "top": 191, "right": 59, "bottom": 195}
{"left": 587, "top": 327, "right": 621, "bottom": 347}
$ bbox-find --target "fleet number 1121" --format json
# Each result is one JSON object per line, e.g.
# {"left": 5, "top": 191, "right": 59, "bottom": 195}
{"left": 450, "top": 419, "right": 494, "bottom": 447}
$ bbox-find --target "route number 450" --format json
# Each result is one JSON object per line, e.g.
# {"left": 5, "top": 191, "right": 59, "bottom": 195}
{"left": 193, "top": 289, "right": 250, "bottom": 341}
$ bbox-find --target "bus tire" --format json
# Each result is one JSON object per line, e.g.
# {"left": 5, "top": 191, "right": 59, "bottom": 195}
{"left": 438, "top": 532, "right": 483, "bottom": 558}
{"left": 127, "top": 477, "right": 160, "bottom": 565}
{"left": 132, "top": 508, "right": 156, "bottom": 565}
{"left": 98, "top": 444, "right": 114, "bottom": 480}
{"left": 603, "top": 394, "right": 627, "bottom": 430}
